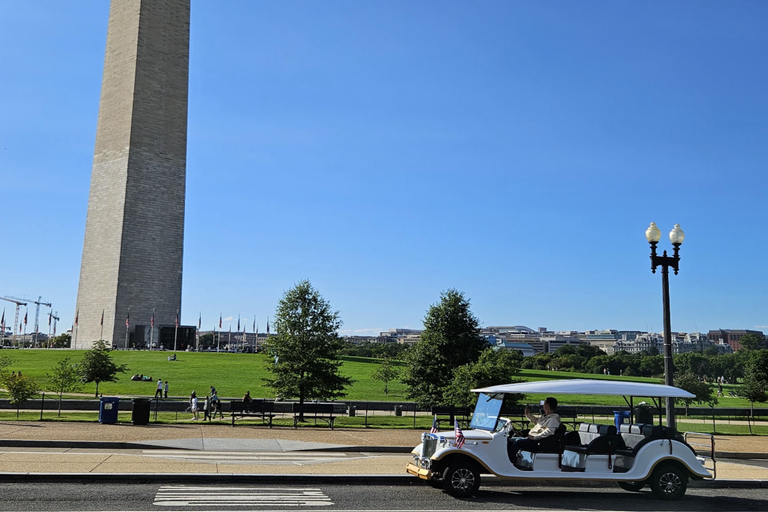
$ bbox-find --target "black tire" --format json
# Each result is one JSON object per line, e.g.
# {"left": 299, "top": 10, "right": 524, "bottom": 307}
{"left": 618, "top": 481, "right": 645, "bottom": 492}
{"left": 443, "top": 461, "right": 481, "bottom": 498}
{"left": 649, "top": 464, "right": 688, "bottom": 500}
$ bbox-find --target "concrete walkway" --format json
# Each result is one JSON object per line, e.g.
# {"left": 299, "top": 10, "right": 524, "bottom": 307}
{"left": 0, "top": 421, "right": 765, "bottom": 486}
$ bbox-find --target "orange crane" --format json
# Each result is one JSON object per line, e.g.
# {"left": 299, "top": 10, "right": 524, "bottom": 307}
{"left": 0, "top": 297, "right": 27, "bottom": 346}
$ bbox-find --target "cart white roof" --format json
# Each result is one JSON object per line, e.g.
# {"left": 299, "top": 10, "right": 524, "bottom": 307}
{"left": 473, "top": 379, "right": 695, "bottom": 398}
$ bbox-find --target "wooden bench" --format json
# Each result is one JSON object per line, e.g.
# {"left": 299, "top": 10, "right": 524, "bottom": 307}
{"left": 430, "top": 406, "right": 471, "bottom": 429}
{"left": 229, "top": 400, "right": 276, "bottom": 427}
{"left": 292, "top": 403, "right": 339, "bottom": 429}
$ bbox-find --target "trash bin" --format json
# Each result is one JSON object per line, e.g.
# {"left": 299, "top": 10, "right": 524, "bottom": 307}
{"left": 613, "top": 410, "right": 631, "bottom": 431}
{"left": 394, "top": 405, "right": 403, "bottom": 417}
{"left": 99, "top": 397, "right": 120, "bottom": 424}
{"left": 634, "top": 403, "right": 653, "bottom": 424}
{"left": 348, "top": 405, "right": 356, "bottom": 417}
{"left": 132, "top": 398, "right": 151, "bottom": 425}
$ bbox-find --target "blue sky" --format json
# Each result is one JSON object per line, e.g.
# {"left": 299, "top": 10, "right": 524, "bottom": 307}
{"left": 1, "top": 1, "right": 766, "bottom": 336}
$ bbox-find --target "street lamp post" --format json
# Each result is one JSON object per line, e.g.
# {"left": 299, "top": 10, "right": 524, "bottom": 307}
{"left": 645, "top": 222, "right": 685, "bottom": 430}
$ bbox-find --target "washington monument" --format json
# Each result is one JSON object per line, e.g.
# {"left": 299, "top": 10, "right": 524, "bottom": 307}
{"left": 75, "top": 0, "right": 190, "bottom": 349}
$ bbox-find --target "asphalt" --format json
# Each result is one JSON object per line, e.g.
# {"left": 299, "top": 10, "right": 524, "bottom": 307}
{"left": 0, "top": 420, "right": 766, "bottom": 487}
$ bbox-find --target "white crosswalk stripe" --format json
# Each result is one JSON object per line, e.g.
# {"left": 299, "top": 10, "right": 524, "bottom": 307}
{"left": 143, "top": 450, "right": 360, "bottom": 466}
{"left": 153, "top": 485, "right": 333, "bottom": 507}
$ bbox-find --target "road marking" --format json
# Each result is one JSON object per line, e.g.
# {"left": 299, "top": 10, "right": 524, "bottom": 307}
{"left": 143, "top": 450, "right": 360, "bottom": 465}
{"left": 153, "top": 486, "right": 333, "bottom": 507}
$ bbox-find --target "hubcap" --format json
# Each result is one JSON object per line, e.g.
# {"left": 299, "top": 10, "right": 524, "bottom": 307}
{"left": 452, "top": 468, "right": 475, "bottom": 490}
{"left": 659, "top": 472, "right": 681, "bottom": 495}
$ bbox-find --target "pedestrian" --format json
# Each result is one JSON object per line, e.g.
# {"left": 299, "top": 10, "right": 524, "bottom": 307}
{"left": 164, "top": 380, "right": 169, "bottom": 399}
{"left": 243, "top": 391, "right": 252, "bottom": 413}
{"left": 211, "top": 389, "right": 223, "bottom": 419}
{"left": 155, "top": 378, "right": 163, "bottom": 399}
{"left": 190, "top": 391, "right": 199, "bottom": 420}
{"left": 203, "top": 395, "right": 211, "bottom": 421}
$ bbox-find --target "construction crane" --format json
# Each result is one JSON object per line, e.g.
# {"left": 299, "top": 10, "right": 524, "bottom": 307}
{"left": 0, "top": 297, "right": 27, "bottom": 345}
{"left": 2, "top": 296, "right": 51, "bottom": 347}
{"left": 47, "top": 310, "right": 60, "bottom": 348}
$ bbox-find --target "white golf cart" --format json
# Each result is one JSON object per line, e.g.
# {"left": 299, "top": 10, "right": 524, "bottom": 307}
{"left": 406, "top": 379, "right": 715, "bottom": 500}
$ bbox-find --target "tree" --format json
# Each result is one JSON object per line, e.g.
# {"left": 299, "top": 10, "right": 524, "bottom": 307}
{"left": 740, "top": 350, "right": 768, "bottom": 412}
{"left": 48, "top": 333, "right": 71, "bottom": 348}
{"left": 264, "top": 280, "right": 352, "bottom": 417}
{"left": 443, "top": 348, "right": 523, "bottom": 407}
{"left": 80, "top": 340, "right": 128, "bottom": 397}
{"left": 402, "top": 289, "right": 486, "bottom": 407}
{"left": 0, "top": 373, "right": 39, "bottom": 418}
{"left": 674, "top": 372, "right": 717, "bottom": 414}
{"left": 739, "top": 333, "right": 766, "bottom": 351}
{"left": 371, "top": 358, "right": 400, "bottom": 396}
{"left": 46, "top": 356, "right": 83, "bottom": 416}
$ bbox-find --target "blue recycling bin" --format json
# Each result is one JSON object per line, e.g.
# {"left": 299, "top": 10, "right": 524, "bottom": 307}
{"left": 99, "top": 397, "right": 120, "bottom": 424}
{"left": 613, "top": 410, "right": 631, "bottom": 431}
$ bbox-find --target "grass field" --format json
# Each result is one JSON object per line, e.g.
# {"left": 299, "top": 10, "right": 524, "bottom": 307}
{"left": 0, "top": 349, "right": 760, "bottom": 409}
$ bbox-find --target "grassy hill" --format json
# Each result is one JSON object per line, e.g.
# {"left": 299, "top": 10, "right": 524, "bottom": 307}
{"left": 0, "top": 349, "right": 755, "bottom": 407}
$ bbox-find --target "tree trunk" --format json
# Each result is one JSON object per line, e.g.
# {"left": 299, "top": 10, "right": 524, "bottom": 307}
{"left": 95, "top": 381, "right": 100, "bottom": 397}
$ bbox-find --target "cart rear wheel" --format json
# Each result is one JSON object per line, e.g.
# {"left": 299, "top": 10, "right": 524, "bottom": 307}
{"left": 649, "top": 464, "right": 687, "bottom": 500}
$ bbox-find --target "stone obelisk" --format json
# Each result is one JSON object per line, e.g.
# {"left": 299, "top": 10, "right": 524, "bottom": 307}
{"left": 75, "top": 0, "right": 190, "bottom": 349}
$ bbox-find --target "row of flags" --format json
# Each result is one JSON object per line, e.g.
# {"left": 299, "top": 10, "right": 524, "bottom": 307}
{"left": 70, "top": 309, "right": 271, "bottom": 334}
{"left": 0, "top": 308, "right": 28, "bottom": 335}
{"left": 429, "top": 415, "right": 465, "bottom": 449}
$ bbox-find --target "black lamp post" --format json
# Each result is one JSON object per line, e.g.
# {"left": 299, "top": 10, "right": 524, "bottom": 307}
{"left": 645, "top": 222, "right": 685, "bottom": 430}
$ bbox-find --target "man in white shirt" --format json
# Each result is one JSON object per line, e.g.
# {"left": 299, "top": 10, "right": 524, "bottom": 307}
{"left": 508, "top": 397, "right": 561, "bottom": 462}
{"left": 154, "top": 379, "right": 163, "bottom": 399}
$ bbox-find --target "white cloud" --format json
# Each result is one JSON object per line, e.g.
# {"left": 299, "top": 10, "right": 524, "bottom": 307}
{"left": 224, "top": 316, "right": 234, "bottom": 322}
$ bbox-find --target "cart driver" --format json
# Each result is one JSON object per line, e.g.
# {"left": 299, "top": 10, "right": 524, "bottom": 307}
{"left": 508, "top": 397, "right": 561, "bottom": 461}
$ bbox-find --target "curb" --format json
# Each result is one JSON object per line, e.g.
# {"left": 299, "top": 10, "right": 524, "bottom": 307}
{"left": 0, "top": 472, "right": 763, "bottom": 488}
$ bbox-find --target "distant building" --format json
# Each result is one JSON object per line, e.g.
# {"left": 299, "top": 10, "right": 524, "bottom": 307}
{"left": 707, "top": 329, "right": 766, "bottom": 351}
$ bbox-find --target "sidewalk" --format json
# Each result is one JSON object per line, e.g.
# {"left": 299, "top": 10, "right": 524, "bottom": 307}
{"left": 0, "top": 420, "right": 766, "bottom": 486}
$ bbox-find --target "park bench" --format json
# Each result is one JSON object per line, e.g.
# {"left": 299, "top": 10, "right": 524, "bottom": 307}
{"left": 229, "top": 400, "right": 276, "bottom": 427}
{"left": 292, "top": 403, "right": 341, "bottom": 429}
{"left": 430, "top": 406, "right": 472, "bottom": 429}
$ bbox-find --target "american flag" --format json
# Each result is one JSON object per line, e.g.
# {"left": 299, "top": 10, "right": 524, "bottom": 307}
{"left": 454, "top": 420, "right": 465, "bottom": 449}
{"left": 430, "top": 415, "right": 438, "bottom": 434}
{"left": 126, "top": 311, "right": 130, "bottom": 328}
{"left": 100, "top": 309, "right": 104, "bottom": 327}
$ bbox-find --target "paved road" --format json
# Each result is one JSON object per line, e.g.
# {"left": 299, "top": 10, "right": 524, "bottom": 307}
{"left": 1, "top": 482, "right": 767, "bottom": 511}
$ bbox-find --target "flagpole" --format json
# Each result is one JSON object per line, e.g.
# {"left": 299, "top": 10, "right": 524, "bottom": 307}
{"left": 174, "top": 309, "right": 179, "bottom": 352}
{"left": 150, "top": 308, "right": 155, "bottom": 350}
{"left": 73, "top": 309, "right": 79, "bottom": 350}
{"left": 125, "top": 309, "right": 130, "bottom": 350}
{"left": 99, "top": 308, "right": 104, "bottom": 340}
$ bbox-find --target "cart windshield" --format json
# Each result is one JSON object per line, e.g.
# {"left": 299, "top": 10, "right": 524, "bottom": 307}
{"left": 470, "top": 392, "right": 503, "bottom": 431}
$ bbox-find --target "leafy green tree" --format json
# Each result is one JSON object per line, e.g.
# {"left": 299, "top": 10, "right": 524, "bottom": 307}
{"left": 371, "top": 358, "right": 400, "bottom": 395}
{"left": 402, "top": 289, "right": 486, "bottom": 408}
{"left": 46, "top": 356, "right": 83, "bottom": 416}
{"left": 443, "top": 348, "right": 523, "bottom": 407}
{"left": 739, "top": 333, "right": 766, "bottom": 351}
{"left": 0, "top": 373, "right": 39, "bottom": 418}
{"left": 80, "top": 340, "right": 128, "bottom": 397}
{"left": 0, "top": 354, "right": 12, "bottom": 374}
{"left": 264, "top": 280, "right": 352, "bottom": 417}
{"left": 48, "top": 333, "right": 71, "bottom": 348}
{"left": 675, "top": 372, "right": 717, "bottom": 414}
{"left": 740, "top": 350, "right": 768, "bottom": 411}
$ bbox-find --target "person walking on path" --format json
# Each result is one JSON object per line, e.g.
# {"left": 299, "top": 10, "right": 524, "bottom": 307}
{"left": 190, "top": 391, "right": 199, "bottom": 420}
{"left": 210, "top": 389, "right": 223, "bottom": 419}
{"left": 164, "top": 381, "right": 169, "bottom": 399}
{"left": 154, "top": 379, "right": 163, "bottom": 399}
{"left": 203, "top": 395, "right": 211, "bottom": 422}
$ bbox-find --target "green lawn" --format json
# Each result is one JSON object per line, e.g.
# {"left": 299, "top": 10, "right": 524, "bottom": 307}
{"left": 0, "top": 349, "right": 761, "bottom": 409}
